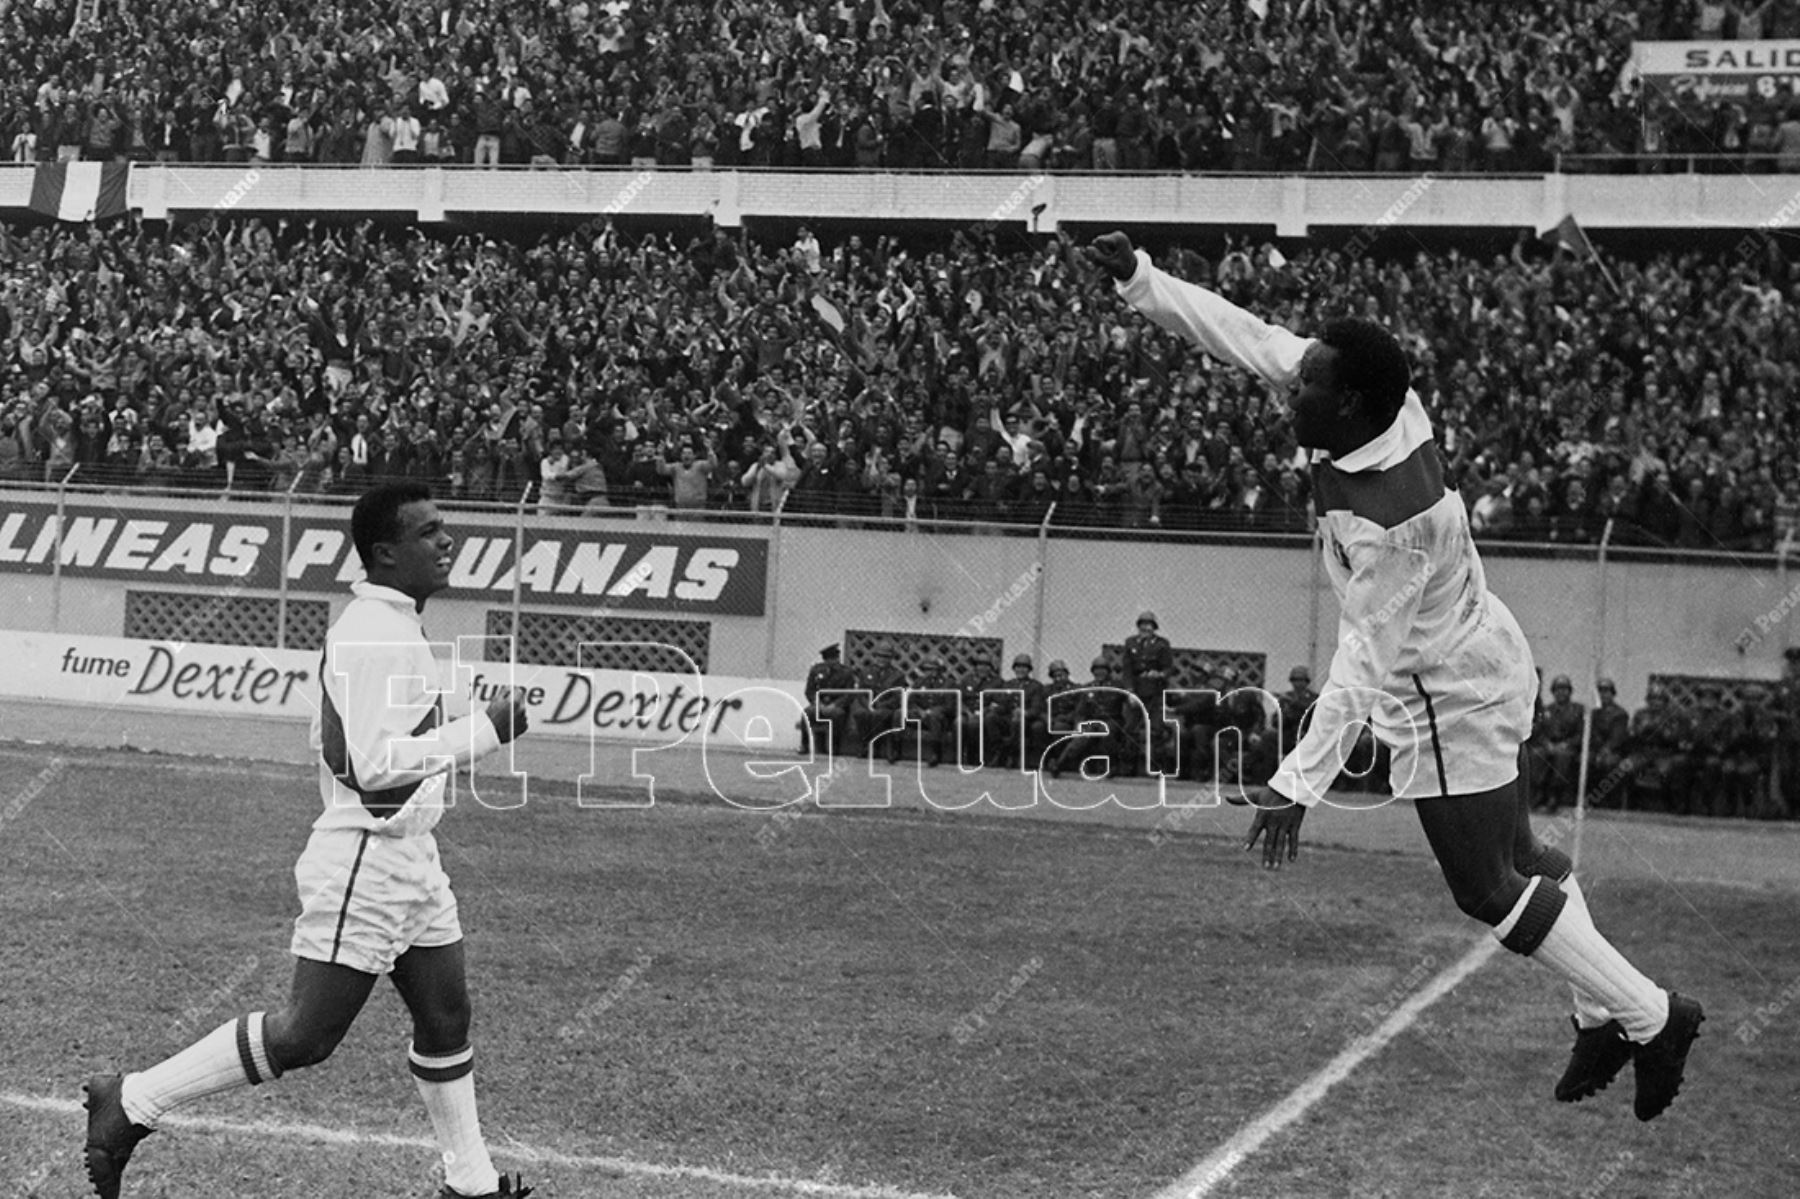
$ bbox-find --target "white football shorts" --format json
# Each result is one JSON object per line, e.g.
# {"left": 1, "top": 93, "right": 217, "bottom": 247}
{"left": 290, "top": 826, "right": 461, "bottom": 975}
{"left": 1373, "top": 595, "right": 1537, "bottom": 802}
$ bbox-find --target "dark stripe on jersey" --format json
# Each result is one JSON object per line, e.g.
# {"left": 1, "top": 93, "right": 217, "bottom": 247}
{"left": 409, "top": 1055, "right": 476, "bottom": 1083}
{"left": 329, "top": 830, "right": 372, "bottom": 965}
{"left": 1412, "top": 674, "right": 1450, "bottom": 798}
{"left": 1312, "top": 440, "right": 1446, "bottom": 529}
{"left": 234, "top": 1015, "right": 264, "bottom": 1086}
{"left": 318, "top": 650, "right": 442, "bottom": 819}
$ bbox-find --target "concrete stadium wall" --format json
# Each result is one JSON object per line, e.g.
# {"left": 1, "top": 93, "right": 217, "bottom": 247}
{"left": 5, "top": 165, "right": 1800, "bottom": 233}
{"left": 3, "top": 489, "right": 1791, "bottom": 711}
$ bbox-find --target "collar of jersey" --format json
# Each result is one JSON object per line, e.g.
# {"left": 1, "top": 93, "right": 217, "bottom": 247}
{"left": 1312, "top": 390, "right": 1433, "bottom": 473}
{"left": 351, "top": 580, "right": 423, "bottom": 620}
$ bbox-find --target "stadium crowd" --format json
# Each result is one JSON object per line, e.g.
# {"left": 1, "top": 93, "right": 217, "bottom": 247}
{"left": 0, "top": 0, "right": 1785, "bottom": 173}
{"left": 3, "top": 215, "right": 1799, "bottom": 550}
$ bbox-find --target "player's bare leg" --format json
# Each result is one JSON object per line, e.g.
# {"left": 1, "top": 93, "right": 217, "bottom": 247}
{"left": 1416, "top": 783, "right": 1702, "bottom": 1119}
{"left": 392, "top": 942, "right": 527, "bottom": 1199}
{"left": 86, "top": 959, "right": 377, "bottom": 1198}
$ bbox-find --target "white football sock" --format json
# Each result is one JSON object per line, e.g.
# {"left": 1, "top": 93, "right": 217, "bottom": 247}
{"left": 411, "top": 1043, "right": 499, "bottom": 1196}
{"left": 1494, "top": 877, "right": 1670, "bottom": 1043}
{"left": 120, "top": 1012, "right": 278, "bottom": 1128}
{"left": 1559, "top": 876, "right": 1616, "bottom": 1030}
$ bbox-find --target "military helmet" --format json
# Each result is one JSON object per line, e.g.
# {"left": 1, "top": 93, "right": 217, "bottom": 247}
{"left": 1551, "top": 674, "right": 1572, "bottom": 690}
{"left": 1091, "top": 657, "right": 1111, "bottom": 673}
{"left": 1047, "top": 659, "right": 1069, "bottom": 675}
{"left": 1136, "top": 611, "right": 1158, "bottom": 629}
{"left": 1012, "top": 653, "right": 1033, "bottom": 670}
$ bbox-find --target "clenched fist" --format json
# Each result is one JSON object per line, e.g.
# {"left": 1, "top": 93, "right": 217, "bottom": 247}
{"left": 1086, "top": 231, "right": 1139, "bottom": 283}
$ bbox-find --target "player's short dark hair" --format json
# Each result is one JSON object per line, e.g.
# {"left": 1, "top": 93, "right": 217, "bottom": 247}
{"left": 352, "top": 481, "right": 433, "bottom": 570}
{"left": 1319, "top": 317, "right": 1410, "bottom": 425}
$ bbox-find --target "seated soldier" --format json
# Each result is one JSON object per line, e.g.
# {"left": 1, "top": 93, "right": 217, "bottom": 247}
{"left": 1539, "top": 675, "right": 1585, "bottom": 812}
{"left": 850, "top": 643, "right": 910, "bottom": 765}
{"left": 1051, "top": 658, "right": 1132, "bottom": 780}
{"left": 802, "top": 643, "right": 858, "bottom": 758}
{"left": 910, "top": 657, "right": 959, "bottom": 768}
{"left": 982, "top": 654, "right": 1044, "bottom": 769}
{"left": 1587, "top": 678, "right": 1631, "bottom": 807}
{"left": 1686, "top": 685, "right": 1733, "bottom": 817}
{"left": 1727, "top": 685, "right": 1778, "bottom": 820}
{"left": 1171, "top": 661, "right": 1226, "bottom": 786}
{"left": 1028, "top": 660, "right": 1076, "bottom": 771}
{"left": 957, "top": 651, "right": 1005, "bottom": 768}
{"left": 1625, "top": 684, "right": 1685, "bottom": 813}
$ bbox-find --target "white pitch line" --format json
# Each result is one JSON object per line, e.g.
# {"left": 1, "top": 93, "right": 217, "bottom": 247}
{"left": 1149, "top": 935, "right": 1498, "bottom": 1199}
{"left": 0, "top": 1093, "right": 954, "bottom": 1199}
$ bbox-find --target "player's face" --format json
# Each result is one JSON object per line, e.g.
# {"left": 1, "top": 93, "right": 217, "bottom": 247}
{"left": 1291, "top": 343, "right": 1343, "bottom": 450}
{"left": 383, "top": 500, "right": 455, "bottom": 602}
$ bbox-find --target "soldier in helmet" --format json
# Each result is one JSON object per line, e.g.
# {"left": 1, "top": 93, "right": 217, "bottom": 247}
{"left": 850, "top": 643, "right": 911, "bottom": 765}
{"left": 1685, "top": 683, "right": 1737, "bottom": 817}
{"left": 911, "top": 656, "right": 960, "bottom": 767}
{"left": 1214, "top": 664, "right": 1271, "bottom": 798}
{"left": 1276, "top": 666, "right": 1320, "bottom": 761}
{"left": 1051, "top": 657, "right": 1131, "bottom": 779}
{"left": 981, "top": 653, "right": 1045, "bottom": 769}
{"left": 1172, "top": 660, "right": 1226, "bottom": 784}
{"left": 1625, "top": 683, "right": 1686, "bottom": 812}
{"left": 1587, "top": 678, "right": 1631, "bottom": 808}
{"left": 1029, "top": 659, "right": 1077, "bottom": 769}
{"left": 1726, "top": 684, "right": 1779, "bottom": 819}
{"left": 957, "top": 650, "right": 1005, "bottom": 767}
{"left": 803, "top": 642, "right": 859, "bottom": 757}
{"left": 1123, "top": 610, "right": 1175, "bottom": 766}
{"left": 1538, "top": 675, "right": 1585, "bottom": 812}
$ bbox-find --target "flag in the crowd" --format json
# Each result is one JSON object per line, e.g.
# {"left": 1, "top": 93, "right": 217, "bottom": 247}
{"left": 1540, "top": 213, "right": 1595, "bottom": 260}
{"left": 810, "top": 294, "right": 873, "bottom": 365}
{"left": 29, "top": 162, "right": 130, "bottom": 222}
{"left": 1248, "top": 0, "right": 1269, "bottom": 18}
{"left": 810, "top": 294, "right": 846, "bottom": 334}
{"left": 1265, "top": 244, "right": 1288, "bottom": 269}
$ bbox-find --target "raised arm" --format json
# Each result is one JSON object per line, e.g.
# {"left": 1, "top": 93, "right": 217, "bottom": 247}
{"left": 1088, "top": 232, "right": 1311, "bottom": 391}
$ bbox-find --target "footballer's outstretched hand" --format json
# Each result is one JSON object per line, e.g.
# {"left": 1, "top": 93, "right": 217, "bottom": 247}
{"left": 1244, "top": 788, "right": 1306, "bottom": 870}
{"left": 485, "top": 686, "right": 531, "bottom": 744}
{"left": 1086, "top": 232, "right": 1138, "bottom": 283}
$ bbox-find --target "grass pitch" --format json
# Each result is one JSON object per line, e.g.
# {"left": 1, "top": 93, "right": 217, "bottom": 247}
{"left": 1, "top": 749, "right": 1793, "bottom": 1198}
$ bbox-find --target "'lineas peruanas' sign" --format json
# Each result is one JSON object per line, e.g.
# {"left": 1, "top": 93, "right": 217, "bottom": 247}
{"left": 0, "top": 498, "right": 767, "bottom": 615}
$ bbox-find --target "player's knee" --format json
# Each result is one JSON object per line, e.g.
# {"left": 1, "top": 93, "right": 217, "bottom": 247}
{"left": 412, "top": 998, "right": 472, "bottom": 1053}
{"left": 265, "top": 1015, "right": 348, "bottom": 1071}
{"left": 1445, "top": 875, "right": 1521, "bottom": 926}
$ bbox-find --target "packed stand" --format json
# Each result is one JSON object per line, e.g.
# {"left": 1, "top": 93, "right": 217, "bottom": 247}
{"left": 2, "top": 215, "right": 1799, "bottom": 550}
{"left": 0, "top": 0, "right": 1766, "bottom": 174}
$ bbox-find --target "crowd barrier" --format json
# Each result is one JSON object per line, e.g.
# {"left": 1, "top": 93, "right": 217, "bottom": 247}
{"left": 6, "top": 163, "right": 1800, "bottom": 232}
